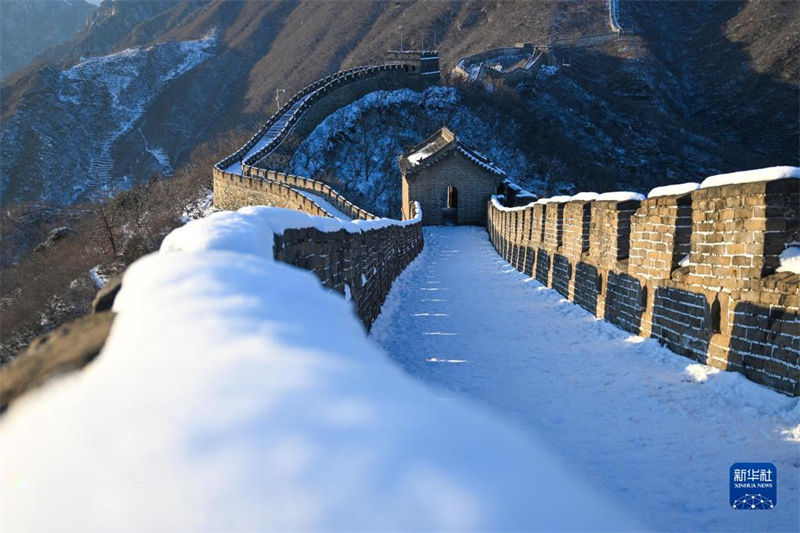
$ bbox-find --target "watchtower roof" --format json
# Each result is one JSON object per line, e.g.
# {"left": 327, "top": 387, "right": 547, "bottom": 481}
{"left": 399, "top": 126, "right": 506, "bottom": 177}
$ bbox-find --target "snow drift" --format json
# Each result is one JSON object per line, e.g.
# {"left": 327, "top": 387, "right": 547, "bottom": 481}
{"left": 0, "top": 207, "right": 638, "bottom": 530}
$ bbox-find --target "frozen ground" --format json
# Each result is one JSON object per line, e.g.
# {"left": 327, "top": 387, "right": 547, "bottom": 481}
{"left": 372, "top": 226, "right": 800, "bottom": 533}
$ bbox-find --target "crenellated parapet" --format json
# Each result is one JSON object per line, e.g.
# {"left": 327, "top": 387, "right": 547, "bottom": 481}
{"left": 629, "top": 192, "right": 693, "bottom": 281}
{"left": 487, "top": 175, "right": 800, "bottom": 396}
{"left": 273, "top": 202, "right": 424, "bottom": 328}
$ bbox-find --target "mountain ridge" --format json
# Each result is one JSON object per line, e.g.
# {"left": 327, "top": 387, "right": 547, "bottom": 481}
{"left": 1, "top": 0, "right": 797, "bottom": 208}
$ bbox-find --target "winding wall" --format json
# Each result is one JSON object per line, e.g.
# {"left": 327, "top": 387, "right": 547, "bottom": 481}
{"left": 488, "top": 179, "right": 800, "bottom": 396}
{"left": 213, "top": 53, "right": 439, "bottom": 218}
{"left": 452, "top": 44, "right": 546, "bottom": 85}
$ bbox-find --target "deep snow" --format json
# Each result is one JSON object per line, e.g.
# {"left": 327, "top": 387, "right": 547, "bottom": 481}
{"left": 371, "top": 226, "right": 800, "bottom": 533}
{"left": 648, "top": 182, "right": 700, "bottom": 198}
{"left": 0, "top": 210, "right": 639, "bottom": 531}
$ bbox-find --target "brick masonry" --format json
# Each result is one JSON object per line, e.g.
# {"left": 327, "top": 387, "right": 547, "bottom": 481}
{"left": 274, "top": 210, "right": 423, "bottom": 329}
{"left": 488, "top": 178, "right": 800, "bottom": 396}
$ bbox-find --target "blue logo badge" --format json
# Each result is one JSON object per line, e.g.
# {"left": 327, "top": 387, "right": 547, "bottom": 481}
{"left": 730, "top": 463, "right": 776, "bottom": 510}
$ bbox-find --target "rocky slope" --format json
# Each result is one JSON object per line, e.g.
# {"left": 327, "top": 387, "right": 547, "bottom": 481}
{"left": 0, "top": 0, "right": 97, "bottom": 80}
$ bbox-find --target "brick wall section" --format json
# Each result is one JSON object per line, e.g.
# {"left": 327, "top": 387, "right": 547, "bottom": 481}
{"left": 562, "top": 201, "right": 592, "bottom": 262}
{"left": 273, "top": 214, "right": 423, "bottom": 328}
{"left": 686, "top": 179, "right": 799, "bottom": 291}
{"left": 531, "top": 203, "right": 546, "bottom": 248}
{"left": 535, "top": 249, "right": 550, "bottom": 285}
{"left": 487, "top": 178, "right": 800, "bottom": 396}
{"left": 573, "top": 262, "right": 600, "bottom": 315}
{"left": 589, "top": 199, "right": 640, "bottom": 267}
{"left": 604, "top": 271, "right": 644, "bottom": 333}
{"left": 520, "top": 209, "right": 535, "bottom": 275}
{"left": 243, "top": 168, "right": 376, "bottom": 220}
{"left": 629, "top": 193, "right": 692, "bottom": 280}
{"left": 543, "top": 202, "right": 566, "bottom": 251}
{"left": 649, "top": 286, "right": 710, "bottom": 358}
{"left": 552, "top": 254, "right": 571, "bottom": 298}
{"left": 213, "top": 171, "right": 329, "bottom": 217}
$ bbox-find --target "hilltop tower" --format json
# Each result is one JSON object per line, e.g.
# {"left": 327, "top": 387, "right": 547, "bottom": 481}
{"left": 383, "top": 49, "right": 440, "bottom": 77}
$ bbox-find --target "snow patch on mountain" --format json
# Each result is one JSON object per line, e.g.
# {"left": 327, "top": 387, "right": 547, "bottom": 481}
{"left": 0, "top": 32, "right": 217, "bottom": 205}
{"left": 59, "top": 33, "right": 216, "bottom": 149}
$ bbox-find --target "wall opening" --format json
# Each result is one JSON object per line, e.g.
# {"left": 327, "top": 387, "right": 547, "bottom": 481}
{"left": 710, "top": 297, "right": 721, "bottom": 334}
{"left": 447, "top": 186, "right": 459, "bottom": 208}
{"left": 443, "top": 185, "right": 458, "bottom": 225}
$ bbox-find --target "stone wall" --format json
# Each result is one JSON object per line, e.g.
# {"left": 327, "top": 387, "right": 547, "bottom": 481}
{"left": 213, "top": 170, "right": 330, "bottom": 217}
{"left": 274, "top": 204, "right": 424, "bottom": 327}
{"left": 235, "top": 167, "right": 377, "bottom": 220}
{"left": 452, "top": 44, "right": 545, "bottom": 86}
{"left": 487, "top": 179, "right": 800, "bottom": 396}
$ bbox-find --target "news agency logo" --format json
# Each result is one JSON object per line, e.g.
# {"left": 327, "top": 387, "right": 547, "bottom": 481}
{"left": 730, "top": 463, "right": 776, "bottom": 510}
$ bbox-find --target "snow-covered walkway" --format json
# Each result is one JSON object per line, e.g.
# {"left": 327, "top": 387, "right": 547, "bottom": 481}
{"left": 296, "top": 189, "right": 352, "bottom": 220}
{"left": 372, "top": 226, "right": 800, "bottom": 532}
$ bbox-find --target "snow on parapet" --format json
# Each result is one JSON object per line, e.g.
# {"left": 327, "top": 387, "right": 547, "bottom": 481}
{"left": 497, "top": 190, "right": 644, "bottom": 209}
{"left": 492, "top": 196, "right": 535, "bottom": 211}
{"left": 570, "top": 192, "right": 599, "bottom": 201}
{"left": 161, "top": 204, "right": 422, "bottom": 257}
{"left": 542, "top": 195, "right": 573, "bottom": 204}
{"left": 596, "top": 191, "right": 645, "bottom": 202}
{"left": 700, "top": 166, "right": 800, "bottom": 189}
{"left": 648, "top": 182, "right": 700, "bottom": 198}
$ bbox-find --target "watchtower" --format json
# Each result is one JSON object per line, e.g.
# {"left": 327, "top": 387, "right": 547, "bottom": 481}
{"left": 398, "top": 126, "right": 507, "bottom": 225}
{"left": 383, "top": 49, "right": 440, "bottom": 77}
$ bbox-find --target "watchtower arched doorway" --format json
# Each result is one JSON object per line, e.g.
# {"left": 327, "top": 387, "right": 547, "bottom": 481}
{"left": 442, "top": 185, "right": 458, "bottom": 225}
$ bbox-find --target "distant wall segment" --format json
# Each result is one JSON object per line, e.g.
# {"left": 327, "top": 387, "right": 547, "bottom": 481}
{"left": 488, "top": 179, "right": 800, "bottom": 396}
{"left": 213, "top": 53, "right": 439, "bottom": 219}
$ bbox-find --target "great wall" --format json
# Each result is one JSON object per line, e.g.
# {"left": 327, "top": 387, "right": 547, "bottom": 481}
{"left": 208, "top": 40, "right": 799, "bottom": 397}
{"left": 4, "top": 3, "right": 800, "bottom": 529}
{"left": 489, "top": 179, "right": 799, "bottom": 396}
{"left": 1, "top": 3, "right": 797, "bottom": 414}
{"left": 212, "top": 51, "right": 439, "bottom": 218}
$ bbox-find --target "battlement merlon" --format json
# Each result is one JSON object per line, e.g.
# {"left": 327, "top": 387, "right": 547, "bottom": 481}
{"left": 384, "top": 50, "right": 440, "bottom": 76}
